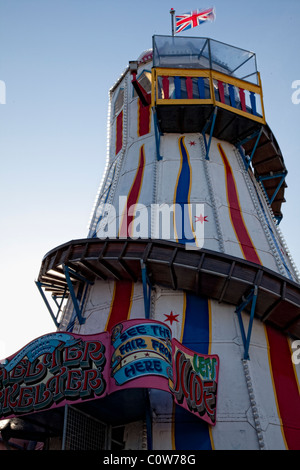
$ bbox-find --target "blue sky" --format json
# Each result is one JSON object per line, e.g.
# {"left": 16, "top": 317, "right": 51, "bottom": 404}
{"left": 0, "top": 0, "right": 299, "bottom": 357}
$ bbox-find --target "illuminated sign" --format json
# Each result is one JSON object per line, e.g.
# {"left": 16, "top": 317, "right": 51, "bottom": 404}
{"left": 0, "top": 320, "right": 219, "bottom": 425}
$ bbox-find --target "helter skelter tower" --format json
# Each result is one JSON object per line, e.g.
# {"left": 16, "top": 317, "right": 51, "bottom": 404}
{"left": 35, "top": 34, "right": 300, "bottom": 450}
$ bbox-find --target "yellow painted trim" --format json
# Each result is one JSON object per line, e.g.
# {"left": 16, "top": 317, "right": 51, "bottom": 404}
{"left": 154, "top": 67, "right": 262, "bottom": 94}
{"left": 180, "top": 292, "right": 187, "bottom": 344}
{"left": 211, "top": 70, "right": 261, "bottom": 94}
{"left": 156, "top": 98, "right": 213, "bottom": 106}
{"left": 105, "top": 282, "right": 117, "bottom": 331}
{"left": 208, "top": 69, "right": 214, "bottom": 105}
{"left": 152, "top": 67, "right": 266, "bottom": 125}
{"left": 209, "top": 426, "right": 215, "bottom": 450}
{"left": 215, "top": 100, "right": 266, "bottom": 124}
{"left": 257, "top": 72, "right": 266, "bottom": 122}
{"left": 151, "top": 68, "right": 156, "bottom": 107}
{"left": 288, "top": 338, "right": 300, "bottom": 396}
{"left": 155, "top": 67, "right": 211, "bottom": 78}
{"left": 126, "top": 283, "right": 134, "bottom": 320}
{"left": 171, "top": 401, "right": 176, "bottom": 450}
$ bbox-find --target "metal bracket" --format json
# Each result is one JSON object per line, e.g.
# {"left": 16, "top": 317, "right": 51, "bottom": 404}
{"left": 235, "top": 286, "right": 258, "bottom": 360}
{"left": 258, "top": 171, "right": 287, "bottom": 205}
{"left": 235, "top": 127, "right": 263, "bottom": 171}
{"left": 36, "top": 281, "right": 66, "bottom": 328}
{"left": 202, "top": 107, "right": 218, "bottom": 160}
{"left": 144, "top": 389, "right": 153, "bottom": 450}
{"left": 153, "top": 108, "right": 163, "bottom": 161}
{"left": 141, "top": 261, "right": 152, "bottom": 319}
{"left": 63, "top": 265, "right": 94, "bottom": 326}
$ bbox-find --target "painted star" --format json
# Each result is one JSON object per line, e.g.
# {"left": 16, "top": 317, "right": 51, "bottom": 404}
{"left": 189, "top": 141, "right": 196, "bottom": 146}
{"left": 164, "top": 311, "right": 179, "bottom": 325}
{"left": 195, "top": 214, "right": 208, "bottom": 224}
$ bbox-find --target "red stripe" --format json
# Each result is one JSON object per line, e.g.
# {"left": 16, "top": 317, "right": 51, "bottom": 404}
{"left": 217, "top": 80, "right": 225, "bottom": 104}
{"left": 119, "top": 145, "right": 145, "bottom": 237}
{"left": 186, "top": 77, "right": 193, "bottom": 99}
{"left": 218, "top": 144, "right": 261, "bottom": 264}
{"left": 266, "top": 326, "right": 300, "bottom": 449}
{"left": 106, "top": 282, "right": 133, "bottom": 332}
{"left": 162, "top": 76, "right": 169, "bottom": 100}
{"left": 106, "top": 146, "right": 145, "bottom": 332}
{"left": 106, "top": 146, "right": 146, "bottom": 332}
{"left": 218, "top": 144, "right": 300, "bottom": 449}
{"left": 116, "top": 111, "right": 123, "bottom": 154}
{"left": 138, "top": 99, "right": 151, "bottom": 136}
{"left": 239, "top": 88, "right": 246, "bottom": 112}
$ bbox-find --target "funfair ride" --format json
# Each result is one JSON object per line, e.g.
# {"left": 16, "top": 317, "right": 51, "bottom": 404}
{"left": 2, "top": 34, "right": 300, "bottom": 451}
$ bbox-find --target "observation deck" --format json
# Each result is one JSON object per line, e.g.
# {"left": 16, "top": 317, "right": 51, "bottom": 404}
{"left": 151, "top": 35, "right": 287, "bottom": 222}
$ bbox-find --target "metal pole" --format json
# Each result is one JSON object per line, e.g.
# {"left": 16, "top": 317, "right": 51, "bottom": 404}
{"left": 61, "top": 404, "right": 68, "bottom": 450}
{"left": 170, "top": 8, "right": 175, "bottom": 36}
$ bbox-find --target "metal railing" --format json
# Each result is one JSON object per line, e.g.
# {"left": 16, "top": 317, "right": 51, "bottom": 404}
{"left": 151, "top": 67, "right": 266, "bottom": 125}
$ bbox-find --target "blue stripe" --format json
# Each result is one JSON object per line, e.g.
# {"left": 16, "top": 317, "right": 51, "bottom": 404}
{"left": 173, "top": 136, "right": 212, "bottom": 450}
{"left": 175, "top": 137, "right": 196, "bottom": 245}
{"left": 182, "top": 294, "right": 209, "bottom": 355}
{"left": 174, "top": 76, "right": 181, "bottom": 98}
{"left": 174, "top": 294, "right": 212, "bottom": 450}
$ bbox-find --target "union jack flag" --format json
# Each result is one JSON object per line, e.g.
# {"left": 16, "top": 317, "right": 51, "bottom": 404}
{"left": 175, "top": 7, "right": 216, "bottom": 34}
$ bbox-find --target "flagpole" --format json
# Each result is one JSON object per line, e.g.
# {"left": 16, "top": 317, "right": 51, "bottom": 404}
{"left": 170, "top": 8, "right": 175, "bottom": 36}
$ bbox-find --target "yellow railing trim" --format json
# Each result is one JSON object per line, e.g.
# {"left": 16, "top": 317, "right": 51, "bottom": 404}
{"left": 153, "top": 67, "right": 261, "bottom": 94}
{"left": 214, "top": 100, "right": 266, "bottom": 124}
{"left": 211, "top": 70, "right": 261, "bottom": 94}
{"left": 154, "top": 67, "right": 211, "bottom": 78}
{"left": 151, "top": 67, "right": 266, "bottom": 124}
{"left": 156, "top": 98, "right": 213, "bottom": 106}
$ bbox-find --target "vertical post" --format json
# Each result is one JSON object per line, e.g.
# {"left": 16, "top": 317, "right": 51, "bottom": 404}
{"left": 144, "top": 390, "right": 153, "bottom": 450}
{"left": 206, "top": 107, "right": 218, "bottom": 160}
{"left": 244, "top": 286, "right": 258, "bottom": 360}
{"left": 61, "top": 404, "right": 68, "bottom": 450}
{"left": 63, "top": 265, "right": 86, "bottom": 325}
{"left": 35, "top": 281, "right": 60, "bottom": 328}
{"left": 170, "top": 8, "right": 175, "bottom": 36}
{"left": 141, "top": 260, "right": 151, "bottom": 319}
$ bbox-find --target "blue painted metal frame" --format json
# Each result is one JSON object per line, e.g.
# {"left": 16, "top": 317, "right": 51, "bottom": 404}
{"left": 35, "top": 281, "right": 67, "bottom": 328}
{"left": 197, "top": 77, "right": 205, "bottom": 99}
{"left": 141, "top": 261, "right": 152, "bottom": 319}
{"left": 201, "top": 107, "right": 218, "bottom": 160}
{"left": 152, "top": 108, "right": 163, "bottom": 161}
{"left": 258, "top": 171, "right": 287, "bottom": 205}
{"left": 235, "top": 127, "right": 263, "bottom": 171}
{"left": 63, "top": 265, "right": 94, "bottom": 326}
{"left": 235, "top": 286, "right": 258, "bottom": 360}
{"left": 144, "top": 389, "right": 153, "bottom": 450}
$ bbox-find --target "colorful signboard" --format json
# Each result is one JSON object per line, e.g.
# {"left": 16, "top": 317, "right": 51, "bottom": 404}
{"left": 0, "top": 332, "right": 110, "bottom": 418}
{"left": 0, "top": 320, "right": 219, "bottom": 425}
{"left": 110, "top": 320, "right": 172, "bottom": 393}
{"left": 170, "top": 339, "right": 219, "bottom": 425}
